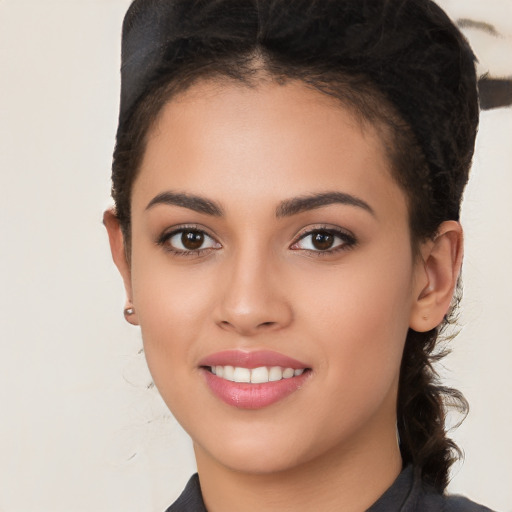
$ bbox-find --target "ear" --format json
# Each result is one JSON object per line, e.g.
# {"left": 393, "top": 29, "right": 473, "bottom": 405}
{"left": 409, "top": 221, "right": 463, "bottom": 332}
{"left": 103, "top": 209, "right": 139, "bottom": 325}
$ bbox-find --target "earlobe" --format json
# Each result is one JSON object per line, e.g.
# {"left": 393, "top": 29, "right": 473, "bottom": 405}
{"left": 103, "top": 209, "right": 139, "bottom": 326}
{"left": 409, "top": 221, "right": 463, "bottom": 332}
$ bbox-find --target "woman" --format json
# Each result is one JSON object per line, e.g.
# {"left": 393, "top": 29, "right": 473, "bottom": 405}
{"left": 104, "top": 0, "right": 495, "bottom": 510}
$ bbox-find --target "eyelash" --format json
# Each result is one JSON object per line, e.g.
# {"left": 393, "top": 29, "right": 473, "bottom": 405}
{"left": 156, "top": 225, "right": 357, "bottom": 257}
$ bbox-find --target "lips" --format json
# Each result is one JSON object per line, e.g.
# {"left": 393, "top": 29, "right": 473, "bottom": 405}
{"left": 200, "top": 350, "right": 308, "bottom": 369}
{"left": 199, "top": 350, "right": 311, "bottom": 409}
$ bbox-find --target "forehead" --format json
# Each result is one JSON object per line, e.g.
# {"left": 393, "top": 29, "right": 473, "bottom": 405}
{"left": 133, "top": 79, "right": 406, "bottom": 219}
{"left": 142, "top": 78, "right": 389, "bottom": 170}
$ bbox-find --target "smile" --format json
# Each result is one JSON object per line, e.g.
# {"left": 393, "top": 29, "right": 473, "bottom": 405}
{"left": 210, "top": 365, "right": 305, "bottom": 383}
{"left": 200, "top": 350, "right": 312, "bottom": 409}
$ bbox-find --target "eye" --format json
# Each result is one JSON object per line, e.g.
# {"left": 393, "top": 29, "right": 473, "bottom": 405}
{"left": 291, "top": 228, "right": 356, "bottom": 253}
{"left": 159, "top": 227, "right": 221, "bottom": 255}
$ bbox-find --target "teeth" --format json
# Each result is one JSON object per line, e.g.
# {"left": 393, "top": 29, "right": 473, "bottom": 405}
{"left": 269, "top": 366, "right": 283, "bottom": 382}
{"left": 233, "top": 367, "right": 251, "bottom": 383}
{"left": 282, "top": 368, "right": 295, "bottom": 379}
{"left": 210, "top": 365, "right": 306, "bottom": 383}
{"left": 251, "top": 367, "right": 269, "bottom": 384}
{"left": 223, "top": 366, "right": 235, "bottom": 381}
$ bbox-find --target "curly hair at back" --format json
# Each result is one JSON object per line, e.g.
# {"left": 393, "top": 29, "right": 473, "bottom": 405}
{"left": 112, "top": 0, "right": 479, "bottom": 491}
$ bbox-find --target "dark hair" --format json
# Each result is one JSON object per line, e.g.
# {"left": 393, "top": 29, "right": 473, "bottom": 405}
{"left": 112, "top": 0, "right": 479, "bottom": 491}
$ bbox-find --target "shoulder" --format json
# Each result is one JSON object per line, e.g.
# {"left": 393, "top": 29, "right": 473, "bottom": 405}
{"left": 165, "top": 474, "right": 207, "bottom": 512}
{"left": 395, "top": 467, "right": 498, "bottom": 512}
{"left": 419, "top": 486, "right": 497, "bottom": 512}
{"left": 443, "top": 495, "right": 497, "bottom": 512}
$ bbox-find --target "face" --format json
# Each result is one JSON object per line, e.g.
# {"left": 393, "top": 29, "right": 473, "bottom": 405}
{"left": 124, "top": 80, "right": 426, "bottom": 475}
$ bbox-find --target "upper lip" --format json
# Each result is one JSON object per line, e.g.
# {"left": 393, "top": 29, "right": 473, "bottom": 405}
{"left": 199, "top": 350, "right": 309, "bottom": 369}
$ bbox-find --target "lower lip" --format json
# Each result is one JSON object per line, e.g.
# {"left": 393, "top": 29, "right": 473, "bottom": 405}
{"left": 202, "top": 369, "right": 310, "bottom": 409}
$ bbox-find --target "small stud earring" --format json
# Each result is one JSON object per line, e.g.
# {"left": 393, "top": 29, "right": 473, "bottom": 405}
{"left": 124, "top": 307, "right": 135, "bottom": 317}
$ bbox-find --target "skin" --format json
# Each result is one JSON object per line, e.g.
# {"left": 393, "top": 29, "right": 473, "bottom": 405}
{"left": 105, "top": 79, "right": 463, "bottom": 512}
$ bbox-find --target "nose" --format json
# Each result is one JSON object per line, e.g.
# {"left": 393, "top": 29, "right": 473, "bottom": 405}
{"left": 213, "top": 248, "right": 293, "bottom": 337}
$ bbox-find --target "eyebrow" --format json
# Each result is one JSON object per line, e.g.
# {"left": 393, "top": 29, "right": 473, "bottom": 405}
{"left": 276, "top": 192, "right": 375, "bottom": 218}
{"left": 146, "top": 192, "right": 223, "bottom": 216}
{"left": 145, "top": 190, "right": 374, "bottom": 218}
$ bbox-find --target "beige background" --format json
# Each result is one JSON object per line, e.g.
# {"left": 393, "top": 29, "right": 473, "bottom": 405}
{"left": 0, "top": 0, "right": 510, "bottom": 511}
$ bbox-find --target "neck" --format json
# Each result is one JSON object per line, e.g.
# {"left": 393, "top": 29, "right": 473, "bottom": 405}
{"left": 194, "top": 421, "right": 402, "bottom": 512}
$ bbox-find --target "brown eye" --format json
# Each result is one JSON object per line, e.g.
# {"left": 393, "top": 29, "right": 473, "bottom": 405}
{"left": 181, "top": 230, "right": 205, "bottom": 250}
{"left": 291, "top": 227, "right": 356, "bottom": 254}
{"left": 162, "top": 228, "right": 220, "bottom": 254}
{"left": 311, "top": 231, "right": 335, "bottom": 250}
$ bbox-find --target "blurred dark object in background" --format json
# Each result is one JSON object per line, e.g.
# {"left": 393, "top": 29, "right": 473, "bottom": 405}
{"left": 478, "top": 77, "right": 512, "bottom": 110}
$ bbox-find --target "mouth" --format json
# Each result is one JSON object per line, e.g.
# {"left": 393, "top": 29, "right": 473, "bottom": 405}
{"left": 199, "top": 350, "right": 312, "bottom": 409}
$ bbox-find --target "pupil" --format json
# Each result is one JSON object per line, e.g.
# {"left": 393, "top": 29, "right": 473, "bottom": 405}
{"left": 312, "top": 231, "right": 334, "bottom": 250}
{"left": 182, "top": 230, "right": 204, "bottom": 250}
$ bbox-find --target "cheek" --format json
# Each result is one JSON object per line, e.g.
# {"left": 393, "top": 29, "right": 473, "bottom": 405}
{"left": 130, "top": 251, "right": 217, "bottom": 378}
{"left": 132, "top": 269, "right": 218, "bottom": 424}
{"left": 294, "top": 246, "right": 414, "bottom": 390}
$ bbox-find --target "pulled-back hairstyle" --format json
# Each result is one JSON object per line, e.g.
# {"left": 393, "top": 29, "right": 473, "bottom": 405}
{"left": 112, "top": 0, "right": 479, "bottom": 491}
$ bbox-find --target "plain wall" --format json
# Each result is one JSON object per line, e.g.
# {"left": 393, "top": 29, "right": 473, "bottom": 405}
{"left": 0, "top": 1, "right": 510, "bottom": 511}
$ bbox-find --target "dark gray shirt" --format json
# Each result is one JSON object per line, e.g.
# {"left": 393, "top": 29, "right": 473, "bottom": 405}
{"left": 166, "top": 466, "right": 496, "bottom": 511}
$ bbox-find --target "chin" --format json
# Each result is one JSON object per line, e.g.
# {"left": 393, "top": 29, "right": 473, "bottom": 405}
{"left": 196, "top": 435, "right": 310, "bottom": 475}
{"left": 190, "top": 411, "right": 354, "bottom": 477}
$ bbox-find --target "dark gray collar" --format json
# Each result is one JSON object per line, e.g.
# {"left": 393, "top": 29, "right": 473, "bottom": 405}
{"left": 166, "top": 469, "right": 416, "bottom": 512}
{"left": 165, "top": 466, "right": 494, "bottom": 512}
